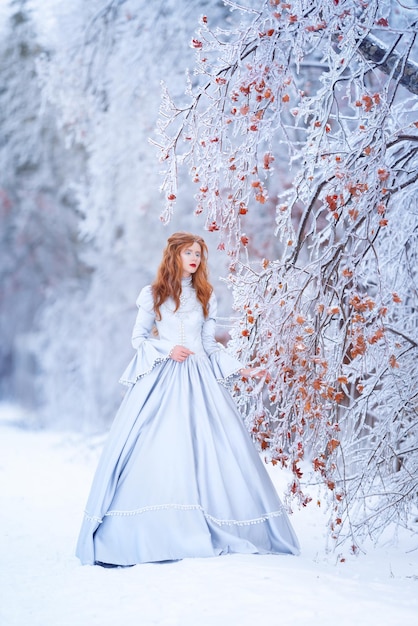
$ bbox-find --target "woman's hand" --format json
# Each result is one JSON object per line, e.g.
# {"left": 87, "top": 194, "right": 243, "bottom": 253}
{"left": 240, "top": 367, "right": 268, "bottom": 379}
{"left": 169, "top": 345, "right": 195, "bottom": 362}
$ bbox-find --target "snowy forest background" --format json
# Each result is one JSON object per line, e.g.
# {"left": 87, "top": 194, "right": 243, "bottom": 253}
{"left": 1, "top": 0, "right": 417, "bottom": 553}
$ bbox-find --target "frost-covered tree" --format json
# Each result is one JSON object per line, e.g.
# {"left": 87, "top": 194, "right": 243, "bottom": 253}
{"left": 157, "top": 0, "right": 418, "bottom": 549}
{"left": 0, "top": 0, "right": 85, "bottom": 406}
{"left": 34, "top": 0, "right": 234, "bottom": 430}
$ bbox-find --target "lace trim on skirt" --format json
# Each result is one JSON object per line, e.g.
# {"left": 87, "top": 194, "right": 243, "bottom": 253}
{"left": 84, "top": 503, "right": 284, "bottom": 527}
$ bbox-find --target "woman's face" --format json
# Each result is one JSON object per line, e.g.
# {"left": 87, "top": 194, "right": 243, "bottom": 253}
{"left": 180, "top": 242, "right": 202, "bottom": 278}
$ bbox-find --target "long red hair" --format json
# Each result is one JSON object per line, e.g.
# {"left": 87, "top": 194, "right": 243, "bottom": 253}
{"left": 152, "top": 232, "right": 213, "bottom": 320}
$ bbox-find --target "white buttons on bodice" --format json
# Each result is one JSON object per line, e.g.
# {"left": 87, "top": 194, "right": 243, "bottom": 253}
{"left": 157, "top": 278, "right": 205, "bottom": 353}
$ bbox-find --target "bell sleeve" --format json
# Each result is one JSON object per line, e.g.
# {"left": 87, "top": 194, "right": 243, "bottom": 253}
{"left": 202, "top": 293, "right": 244, "bottom": 384}
{"left": 119, "top": 286, "right": 174, "bottom": 386}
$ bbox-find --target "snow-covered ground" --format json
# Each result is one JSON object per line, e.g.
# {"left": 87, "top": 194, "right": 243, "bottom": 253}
{"left": 1, "top": 404, "right": 417, "bottom": 626}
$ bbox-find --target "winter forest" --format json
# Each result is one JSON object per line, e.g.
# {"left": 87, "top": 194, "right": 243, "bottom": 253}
{"left": 1, "top": 0, "right": 418, "bottom": 572}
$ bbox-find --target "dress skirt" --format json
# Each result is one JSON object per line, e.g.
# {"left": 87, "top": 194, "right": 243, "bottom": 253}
{"left": 76, "top": 353, "right": 300, "bottom": 565}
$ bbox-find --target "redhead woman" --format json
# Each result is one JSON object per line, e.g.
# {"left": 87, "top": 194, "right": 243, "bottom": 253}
{"left": 76, "top": 232, "right": 299, "bottom": 566}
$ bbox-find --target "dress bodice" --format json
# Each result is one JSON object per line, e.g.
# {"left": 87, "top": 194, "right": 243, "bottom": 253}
{"left": 119, "top": 278, "right": 243, "bottom": 387}
{"left": 156, "top": 277, "right": 206, "bottom": 354}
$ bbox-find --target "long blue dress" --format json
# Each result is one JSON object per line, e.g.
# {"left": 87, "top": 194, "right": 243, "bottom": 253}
{"left": 76, "top": 277, "right": 300, "bottom": 565}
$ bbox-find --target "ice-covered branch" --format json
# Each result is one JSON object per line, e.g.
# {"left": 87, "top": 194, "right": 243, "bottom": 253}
{"left": 156, "top": 0, "right": 418, "bottom": 549}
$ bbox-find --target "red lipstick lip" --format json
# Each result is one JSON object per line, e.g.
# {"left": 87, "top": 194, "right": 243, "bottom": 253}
{"left": 190, "top": 263, "right": 197, "bottom": 268}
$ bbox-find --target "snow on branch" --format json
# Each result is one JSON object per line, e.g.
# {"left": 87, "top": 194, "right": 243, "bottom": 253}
{"left": 156, "top": 0, "right": 418, "bottom": 549}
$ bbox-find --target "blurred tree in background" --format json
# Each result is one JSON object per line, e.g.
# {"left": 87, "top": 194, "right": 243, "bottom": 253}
{"left": 0, "top": 0, "right": 87, "bottom": 409}
{"left": 0, "top": 0, "right": 231, "bottom": 430}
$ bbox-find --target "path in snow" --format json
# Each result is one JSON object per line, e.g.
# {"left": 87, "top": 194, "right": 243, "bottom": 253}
{"left": 0, "top": 406, "right": 417, "bottom": 626}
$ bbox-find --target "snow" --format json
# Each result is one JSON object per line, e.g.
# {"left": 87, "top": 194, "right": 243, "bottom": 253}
{"left": 1, "top": 404, "right": 417, "bottom": 626}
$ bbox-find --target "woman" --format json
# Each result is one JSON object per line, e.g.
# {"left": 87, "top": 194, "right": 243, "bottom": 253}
{"left": 76, "top": 232, "right": 299, "bottom": 566}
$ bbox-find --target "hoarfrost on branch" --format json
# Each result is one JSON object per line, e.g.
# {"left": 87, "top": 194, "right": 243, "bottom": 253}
{"left": 157, "top": 0, "right": 418, "bottom": 549}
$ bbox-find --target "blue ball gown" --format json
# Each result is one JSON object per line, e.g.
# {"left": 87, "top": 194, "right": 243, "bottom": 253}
{"left": 76, "top": 277, "right": 300, "bottom": 565}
